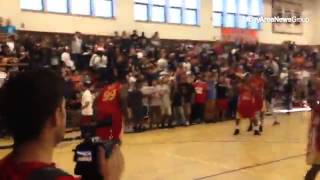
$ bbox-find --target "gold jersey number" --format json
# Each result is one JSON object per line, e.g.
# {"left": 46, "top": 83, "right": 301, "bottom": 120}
{"left": 102, "top": 89, "right": 117, "bottom": 102}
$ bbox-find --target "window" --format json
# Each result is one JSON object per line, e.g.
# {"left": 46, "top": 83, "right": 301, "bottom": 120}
{"left": 151, "top": 6, "right": 165, "bottom": 22}
{"left": 250, "top": 0, "right": 262, "bottom": 16}
{"left": 212, "top": 0, "right": 223, "bottom": 12}
{"left": 134, "top": 0, "right": 200, "bottom": 25}
{"left": 238, "top": 0, "right": 248, "bottom": 14}
{"left": 238, "top": 15, "right": 248, "bottom": 28}
{"left": 225, "top": 0, "right": 237, "bottom": 13}
{"left": 46, "top": 0, "right": 68, "bottom": 13}
{"left": 212, "top": 0, "right": 263, "bottom": 29}
{"left": 212, "top": 12, "right": 222, "bottom": 27}
{"left": 135, "top": 3, "right": 148, "bottom": 21}
{"left": 168, "top": 8, "right": 182, "bottom": 23}
{"left": 70, "top": 0, "right": 91, "bottom": 15}
{"left": 93, "top": 0, "right": 113, "bottom": 18}
{"left": 20, "top": 0, "right": 114, "bottom": 18}
{"left": 184, "top": 0, "right": 198, "bottom": 25}
{"left": 21, "top": 0, "right": 43, "bottom": 11}
{"left": 224, "top": 14, "right": 236, "bottom": 27}
{"left": 185, "top": 9, "right": 197, "bottom": 25}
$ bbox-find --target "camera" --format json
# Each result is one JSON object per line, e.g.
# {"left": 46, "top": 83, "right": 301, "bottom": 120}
{"left": 73, "top": 117, "right": 117, "bottom": 180}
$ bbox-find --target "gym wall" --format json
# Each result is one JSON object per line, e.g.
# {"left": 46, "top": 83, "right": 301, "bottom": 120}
{"left": 0, "top": 0, "right": 318, "bottom": 45}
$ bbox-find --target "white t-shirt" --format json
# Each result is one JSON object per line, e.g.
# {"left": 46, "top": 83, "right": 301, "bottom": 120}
{"left": 157, "top": 58, "right": 168, "bottom": 71}
{"left": 61, "top": 52, "right": 75, "bottom": 70}
{"left": 81, "top": 89, "right": 94, "bottom": 116}
{"left": 90, "top": 54, "right": 107, "bottom": 69}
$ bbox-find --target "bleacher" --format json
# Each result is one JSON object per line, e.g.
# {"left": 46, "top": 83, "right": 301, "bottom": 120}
{"left": 0, "top": 33, "right": 7, "bottom": 43}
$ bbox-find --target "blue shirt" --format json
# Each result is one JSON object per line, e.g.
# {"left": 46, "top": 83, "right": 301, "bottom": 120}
{"left": 207, "top": 81, "right": 217, "bottom": 100}
{"left": 3, "top": 25, "right": 16, "bottom": 34}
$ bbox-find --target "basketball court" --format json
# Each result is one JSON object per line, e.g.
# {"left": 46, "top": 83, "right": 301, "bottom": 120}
{"left": 0, "top": 112, "right": 311, "bottom": 180}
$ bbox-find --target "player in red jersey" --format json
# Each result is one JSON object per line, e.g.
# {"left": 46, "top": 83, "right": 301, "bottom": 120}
{"left": 248, "top": 69, "right": 266, "bottom": 133}
{"left": 234, "top": 74, "right": 260, "bottom": 136}
{"left": 95, "top": 78, "right": 128, "bottom": 142}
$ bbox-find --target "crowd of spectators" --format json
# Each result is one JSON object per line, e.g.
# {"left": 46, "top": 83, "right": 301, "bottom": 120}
{"left": 0, "top": 19, "right": 320, "bottom": 133}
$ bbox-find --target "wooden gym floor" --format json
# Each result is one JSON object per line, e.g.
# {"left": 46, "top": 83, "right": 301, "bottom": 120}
{"left": 0, "top": 112, "right": 313, "bottom": 180}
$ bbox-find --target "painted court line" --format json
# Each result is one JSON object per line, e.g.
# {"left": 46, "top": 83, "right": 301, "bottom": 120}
{"left": 194, "top": 153, "right": 306, "bottom": 180}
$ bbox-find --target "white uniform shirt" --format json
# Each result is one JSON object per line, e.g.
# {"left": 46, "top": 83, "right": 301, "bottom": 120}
{"left": 81, "top": 89, "right": 94, "bottom": 116}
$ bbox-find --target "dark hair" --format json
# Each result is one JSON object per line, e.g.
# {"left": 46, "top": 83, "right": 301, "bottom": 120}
{"left": 0, "top": 69, "right": 65, "bottom": 144}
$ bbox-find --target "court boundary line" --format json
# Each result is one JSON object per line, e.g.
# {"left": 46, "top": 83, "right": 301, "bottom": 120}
{"left": 194, "top": 153, "right": 306, "bottom": 180}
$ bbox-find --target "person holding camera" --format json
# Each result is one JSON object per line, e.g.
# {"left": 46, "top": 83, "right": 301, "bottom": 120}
{"left": 0, "top": 69, "right": 77, "bottom": 180}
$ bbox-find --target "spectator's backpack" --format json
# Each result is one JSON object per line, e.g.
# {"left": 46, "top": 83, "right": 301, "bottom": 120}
{"left": 74, "top": 139, "right": 104, "bottom": 180}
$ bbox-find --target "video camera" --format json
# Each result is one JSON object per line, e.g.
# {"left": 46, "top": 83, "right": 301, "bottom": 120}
{"left": 73, "top": 116, "right": 119, "bottom": 180}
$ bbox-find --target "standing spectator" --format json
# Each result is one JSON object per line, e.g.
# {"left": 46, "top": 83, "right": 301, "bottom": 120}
{"left": 205, "top": 72, "right": 218, "bottom": 122}
{"left": 139, "top": 32, "right": 148, "bottom": 49}
{"left": 191, "top": 76, "right": 208, "bottom": 124}
{"left": 61, "top": 46, "right": 76, "bottom": 70}
{"left": 71, "top": 31, "right": 84, "bottom": 70}
{"left": 172, "top": 83, "right": 186, "bottom": 126}
{"left": 113, "top": 31, "right": 121, "bottom": 46}
{"left": 128, "top": 82, "right": 145, "bottom": 132}
{"left": 216, "top": 75, "right": 229, "bottom": 121}
{"left": 130, "top": 30, "right": 139, "bottom": 48}
{"left": 157, "top": 49, "right": 168, "bottom": 72}
{"left": 90, "top": 47, "right": 108, "bottom": 82}
{"left": 180, "top": 75, "right": 195, "bottom": 125}
{"left": 149, "top": 80, "right": 163, "bottom": 128}
{"left": 3, "top": 19, "right": 16, "bottom": 34}
{"left": 159, "top": 75, "right": 172, "bottom": 128}
{"left": 120, "top": 31, "right": 131, "bottom": 55}
{"left": 150, "top": 32, "right": 161, "bottom": 47}
{"left": 80, "top": 81, "right": 94, "bottom": 138}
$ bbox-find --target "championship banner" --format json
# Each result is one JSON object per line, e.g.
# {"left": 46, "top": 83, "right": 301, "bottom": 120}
{"left": 221, "top": 28, "right": 258, "bottom": 44}
{"left": 272, "top": 0, "right": 304, "bottom": 34}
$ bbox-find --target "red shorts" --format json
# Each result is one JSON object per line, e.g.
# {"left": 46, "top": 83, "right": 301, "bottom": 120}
{"left": 238, "top": 102, "right": 256, "bottom": 118}
{"left": 216, "top": 99, "right": 229, "bottom": 111}
{"left": 96, "top": 112, "right": 122, "bottom": 141}
{"left": 254, "top": 96, "right": 264, "bottom": 112}
{"left": 80, "top": 115, "right": 93, "bottom": 125}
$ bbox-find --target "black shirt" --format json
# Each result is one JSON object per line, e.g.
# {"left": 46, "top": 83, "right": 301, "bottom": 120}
{"left": 179, "top": 83, "right": 195, "bottom": 103}
{"left": 216, "top": 83, "right": 228, "bottom": 99}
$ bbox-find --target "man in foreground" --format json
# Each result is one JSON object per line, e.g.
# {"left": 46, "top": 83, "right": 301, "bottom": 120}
{"left": 0, "top": 69, "right": 76, "bottom": 179}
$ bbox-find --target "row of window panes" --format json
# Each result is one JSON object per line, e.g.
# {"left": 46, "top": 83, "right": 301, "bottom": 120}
{"left": 134, "top": 0, "right": 199, "bottom": 25}
{"left": 212, "top": 0, "right": 262, "bottom": 16}
{"left": 212, "top": 0, "right": 262, "bottom": 29}
{"left": 213, "top": 13, "right": 261, "bottom": 29}
{"left": 20, "top": 0, "right": 114, "bottom": 18}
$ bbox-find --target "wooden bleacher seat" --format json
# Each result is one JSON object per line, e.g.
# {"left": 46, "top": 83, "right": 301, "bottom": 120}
{"left": 0, "top": 33, "right": 7, "bottom": 43}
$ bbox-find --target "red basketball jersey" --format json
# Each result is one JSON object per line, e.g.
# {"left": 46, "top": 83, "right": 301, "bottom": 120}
{"left": 238, "top": 84, "right": 256, "bottom": 118}
{"left": 96, "top": 83, "right": 121, "bottom": 119}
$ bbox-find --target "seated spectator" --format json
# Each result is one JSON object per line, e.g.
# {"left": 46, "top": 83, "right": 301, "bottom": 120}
{"left": 0, "top": 70, "right": 7, "bottom": 87}
{"left": 0, "top": 69, "right": 77, "bottom": 179}
{"left": 3, "top": 19, "right": 16, "bottom": 34}
{"left": 0, "top": 17, "right": 4, "bottom": 33}
{"left": 6, "top": 35, "right": 15, "bottom": 53}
